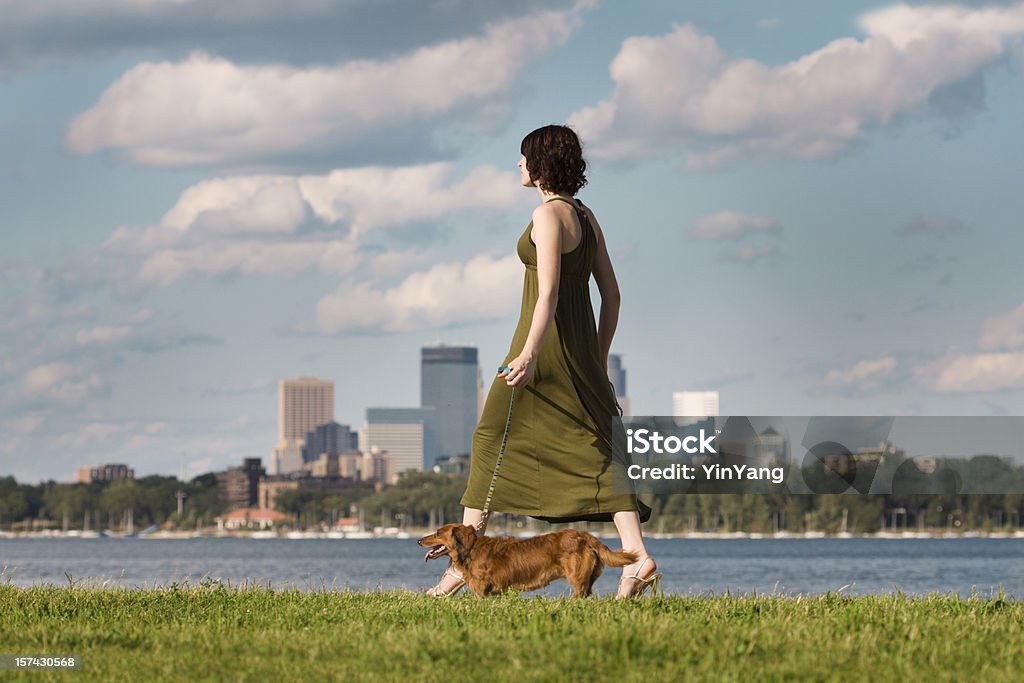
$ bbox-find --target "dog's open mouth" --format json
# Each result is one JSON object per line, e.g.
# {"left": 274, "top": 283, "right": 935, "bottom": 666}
{"left": 423, "top": 544, "right": 447, "bottom": 563}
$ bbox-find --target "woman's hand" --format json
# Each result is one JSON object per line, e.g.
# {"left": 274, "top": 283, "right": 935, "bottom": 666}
{"left": 500, "top": 352, "right": 536, "bottom": 388}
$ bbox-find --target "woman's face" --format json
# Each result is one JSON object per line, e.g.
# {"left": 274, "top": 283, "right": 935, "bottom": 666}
{"left": 517, "top": 155, "right": 534, "bottom": 188}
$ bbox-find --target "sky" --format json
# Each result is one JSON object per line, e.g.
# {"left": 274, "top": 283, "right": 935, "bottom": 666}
{"left": 3, "top": 0, "right": 1024, "bottom": 484}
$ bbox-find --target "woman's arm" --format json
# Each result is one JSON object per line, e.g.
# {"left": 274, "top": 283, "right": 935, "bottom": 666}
{"left": 502, "top": 203, "right": 561, "bottom": 388}
{"left": 586, "top": 206, "right": 621, "bottom": 370}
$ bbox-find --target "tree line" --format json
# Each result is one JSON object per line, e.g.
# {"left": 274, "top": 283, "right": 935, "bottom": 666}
{"left": 1, "top": 451, "right": 1022, "bottom": 533}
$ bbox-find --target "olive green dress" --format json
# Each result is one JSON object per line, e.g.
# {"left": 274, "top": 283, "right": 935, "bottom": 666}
{"left": 460, "top": 197, "right": 652, "bottom": 524}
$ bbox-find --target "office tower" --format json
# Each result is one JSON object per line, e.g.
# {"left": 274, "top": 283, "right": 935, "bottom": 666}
{"left": 304, "top": 421, "right": 355, "bottom": 462}
{"left": 421, "top": 344, "right": 479, "bottom": 466}
{"left": 279, "top": 377, "right": 334, "bottom": 442}
{"left": 607, "top": 353, "right": 630, "bottom": 416}
{"left": 216, "top": 458, "right": 265, "bottom": 510}
{"left": 672, "top": 391, "right": 720, "bottom": 426}
{"left": 362, "top": 407, "right": 437, "bottom": 476}
{"left": 272, "top": 376, "right": 334, "bottom": 474}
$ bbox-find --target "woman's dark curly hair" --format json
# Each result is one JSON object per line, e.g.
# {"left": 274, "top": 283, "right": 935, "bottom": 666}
{"left": 520, "top": 124, "right": 588, "bottom": 196}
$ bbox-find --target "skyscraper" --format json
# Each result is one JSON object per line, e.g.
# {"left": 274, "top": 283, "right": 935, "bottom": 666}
{"left": 304, "top": 421, "right": 356, "bottom": 462}
{"left": 421, "top": 344, "right": 479, "bottom": 465}
{"left": 672, "top": 391, "right": 720, "bottom": 426}
{"left": 362, "top": 407, "right": 438, "bottom": 477}
{"left": 271, "top": 376, "right": 334, "bottom": 474}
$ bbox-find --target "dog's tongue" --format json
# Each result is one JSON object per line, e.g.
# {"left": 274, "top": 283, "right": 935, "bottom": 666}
{"left": 423, "top": 548, "right": 431, "bottom": 563}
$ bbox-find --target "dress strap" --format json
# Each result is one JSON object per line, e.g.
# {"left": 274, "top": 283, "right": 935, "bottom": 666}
{"left": 544, "top": 196, "right": 588, "bottom": 221}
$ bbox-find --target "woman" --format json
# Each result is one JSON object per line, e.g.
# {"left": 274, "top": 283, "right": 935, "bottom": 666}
{"left": 428, "top": 125, "right": 657, "bottom": 598}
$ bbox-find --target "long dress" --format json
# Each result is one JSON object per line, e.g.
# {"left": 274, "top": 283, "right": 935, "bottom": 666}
{"left": 459, "top": 196, "right": 652, "bottom": 524}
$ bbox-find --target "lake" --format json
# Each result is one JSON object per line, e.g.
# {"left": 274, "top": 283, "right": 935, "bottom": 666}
{"left": 2, "top": 536, "right": 1022, "bottom": 598}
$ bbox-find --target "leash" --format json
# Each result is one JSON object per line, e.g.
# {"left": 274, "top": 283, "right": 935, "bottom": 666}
{"left": 474, "top": 364, "right": 516, "bottom": 535}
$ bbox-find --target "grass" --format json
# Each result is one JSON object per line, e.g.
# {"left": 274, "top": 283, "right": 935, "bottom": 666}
{"left": 0, "top": 580, "right": 1021, "bottom": 682}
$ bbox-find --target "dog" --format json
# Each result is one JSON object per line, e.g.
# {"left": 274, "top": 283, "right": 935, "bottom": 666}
{"left": 419, "top": 523, "right": 638, "bottom": 597}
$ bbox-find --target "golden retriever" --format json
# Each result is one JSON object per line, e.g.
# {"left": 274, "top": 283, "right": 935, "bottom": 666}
{"left": 419, "top": 523, "right": 638, "bottom": 597}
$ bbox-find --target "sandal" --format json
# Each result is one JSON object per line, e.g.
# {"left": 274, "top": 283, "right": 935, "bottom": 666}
{"left": 616, "top": 556, "right": 661, "bottom": 599}
{"left": 427, "top": 565, "right": 466, "bottom": 597}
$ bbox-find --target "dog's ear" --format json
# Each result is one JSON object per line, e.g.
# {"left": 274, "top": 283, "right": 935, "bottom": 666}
{"left": 450, "top": 525, "right": 475, "bottom": 565}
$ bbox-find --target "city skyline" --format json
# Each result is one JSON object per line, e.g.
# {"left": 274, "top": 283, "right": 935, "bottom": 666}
{"left": 4, "top": 1, "right": 1024, "bottom": 483}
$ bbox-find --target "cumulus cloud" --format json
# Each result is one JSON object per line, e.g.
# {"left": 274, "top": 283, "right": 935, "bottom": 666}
{"left": 315, "top": 252, "right": 522, "bottom": 333}
{"left": 64, "top": 5, "right": 588, "bottom": 166}
{"left": 101, "top": 162, "right": 523, "bottom": 288}
{"left": 22, "top": 361, "right": 106, "bottom": 404}
{"left": 917, "top": 347, "right": 1024, "bottom": 393}
{"left": 913, "top": 302, "right": 1024, "bottom": 392}
{"left": 688, "top": 211, "right": 781, "bottom": 240}
{"left": 569, "top": 2, "right": 1024, "bottom": 167}
{"left": 978, "top": 301, "right": 1024, "bottom": 352}
{"left": 823, "top": 356, "right": 899, "bottom": 391}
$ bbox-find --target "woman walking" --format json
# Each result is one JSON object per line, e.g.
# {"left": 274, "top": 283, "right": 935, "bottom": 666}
{"left": 428, "top": 125, "right": 657, "bottom": 598}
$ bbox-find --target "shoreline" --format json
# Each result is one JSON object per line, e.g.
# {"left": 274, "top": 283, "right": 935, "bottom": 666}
{"left": 3, "top": 529, "right": 1024, "bottom": 540}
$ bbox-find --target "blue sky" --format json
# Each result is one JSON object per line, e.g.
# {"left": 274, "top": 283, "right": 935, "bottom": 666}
{"left": 3, "top": 0, "right": 1024, "bottom": 484}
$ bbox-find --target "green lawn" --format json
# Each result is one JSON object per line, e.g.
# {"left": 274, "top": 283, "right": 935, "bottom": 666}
{"left": 1, "top": 582, "right": 1020, "bottom": 682}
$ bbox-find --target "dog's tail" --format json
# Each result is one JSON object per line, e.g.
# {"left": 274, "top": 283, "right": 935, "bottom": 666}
{"left": 587, "top": 536, "right": 639, "bottom": 567}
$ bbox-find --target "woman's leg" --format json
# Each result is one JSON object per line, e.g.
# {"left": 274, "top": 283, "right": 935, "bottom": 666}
{"left": 613, "top": 509, "right": 657, "bottom": 598}
{"left": 426, "top": 506, "right": 488, "bottom": 596}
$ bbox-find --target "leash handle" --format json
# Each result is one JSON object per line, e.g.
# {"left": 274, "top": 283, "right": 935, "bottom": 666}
{"left": 476, "top": 365, "right": 516, "bottom": 535}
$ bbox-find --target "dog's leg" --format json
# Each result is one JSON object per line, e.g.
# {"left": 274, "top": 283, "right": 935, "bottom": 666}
{"left": 567, "top": 554, "right": 596, "bottom": 598}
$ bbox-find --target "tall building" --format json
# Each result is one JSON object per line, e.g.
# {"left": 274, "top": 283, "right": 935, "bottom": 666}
{"left": 607, "top": 353, "right": 630, "bottom": 416}
{"left": 272, "top": 376, "right": 334, "bottom": 475}
{"left": 672, "top": 391, "right": 720, "bottom": 426}
{"left": 362, "top": 407, "right": 437, "bottom": 477}
{"left": 421, "top": 344, "right": 479, "bottom": 467}
{"left": 279, "top": 377, "right": 334, "bottom": 442}
{"left": 304, "top": 421, "right": 355, "bottom": 462}
{"left": 216, "top": 458, "right": 265, "bottom": 511}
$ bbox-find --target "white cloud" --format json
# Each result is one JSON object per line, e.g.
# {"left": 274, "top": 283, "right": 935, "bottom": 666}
{"left": 136, "top": 239, "right": 362, "bottom": 287}
{"left": 978, "top": 302, "right": 1024, "bottom": 352}
{"left": 161, "top": 176, "right": 309, "bottom": 235}
{"left": 103, "top": 162, "right": 523, "bottom": 288}
{"left": 298, "top": 164, "right": 522, "bottom": 239}
{"left": 64, "top": 6, "right": 587, "bottom": 166}
{"left": 917, "top": 347, "right": 1024, "bottom": 393}
{"left": 823, "top": 356, "right": 898, "bottom": 390}
{"left": 569, "top": 3, "right": 1024, "bottom": 166}
{"left": 914, "top": 302, "right": 1024, "bottom": 393}
{"left": 688, "top": 211, "right": 781, "bottom": 240}
{"left": 316, "top": 252, "right": 522, "bottom": 333}
{"left": 22, "top": 361, "right": 105, "bottom": 404}
{"left": 75, "top": 325, "right": 133, "bottom": 345}
{"left": 367, "top": 249, "right": 437, "bottom": 279}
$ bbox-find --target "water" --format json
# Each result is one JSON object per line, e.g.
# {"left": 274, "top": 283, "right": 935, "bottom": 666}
{"left": 2, "top": 537, "right": 1022, "bottom": 598}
